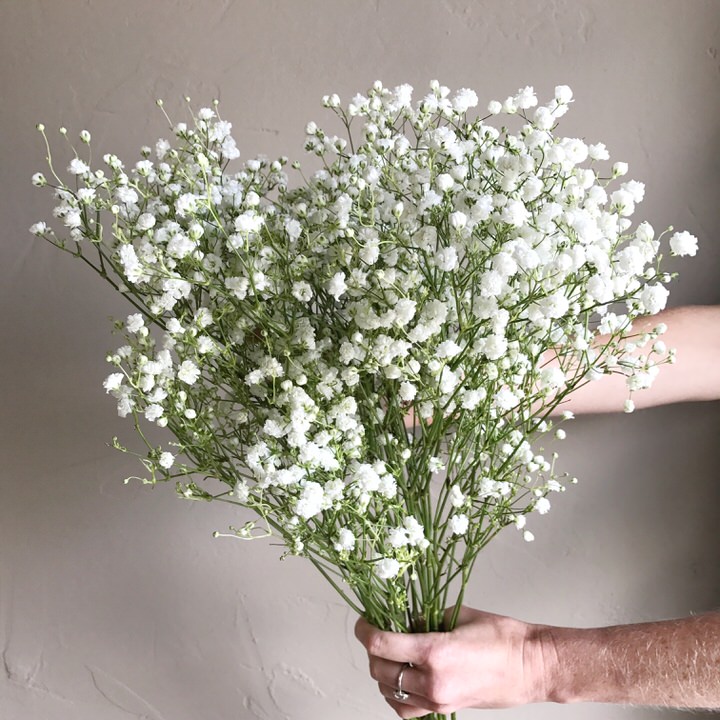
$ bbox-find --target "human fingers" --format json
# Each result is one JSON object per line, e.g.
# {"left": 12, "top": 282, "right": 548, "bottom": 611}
{"left": 367, "top": 656, "right": 427, "bottom": 698}
{"left": 378, "top": 683, "right": 436, "bottom": 719}
{"left": 354, "top": 617, "right": 434, "bottom": 665}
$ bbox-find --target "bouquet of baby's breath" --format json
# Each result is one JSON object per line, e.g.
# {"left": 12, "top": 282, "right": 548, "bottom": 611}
{"left": 32, "top": 82, "right": 697, "bottom": 720}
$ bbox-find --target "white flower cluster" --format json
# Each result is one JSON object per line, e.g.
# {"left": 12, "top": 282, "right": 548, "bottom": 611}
{"left": 33, "top": 83, "right": 694, "bottom": 623}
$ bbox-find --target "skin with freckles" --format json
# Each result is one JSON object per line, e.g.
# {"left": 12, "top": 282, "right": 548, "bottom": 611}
{"left": 362, "top": 306, "right": 720, "bottom": 716}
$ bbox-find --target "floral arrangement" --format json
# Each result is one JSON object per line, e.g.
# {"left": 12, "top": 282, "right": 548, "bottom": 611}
{"left": 32, "top": 81, "right": 696, "bottom": 720}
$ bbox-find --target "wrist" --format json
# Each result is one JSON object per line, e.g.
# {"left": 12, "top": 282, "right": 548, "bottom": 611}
{"left": 521, "top": 622, "right": 561, "bottom": 704}
{"left": 535, "top": 624, "right": 621, "bottom": 705}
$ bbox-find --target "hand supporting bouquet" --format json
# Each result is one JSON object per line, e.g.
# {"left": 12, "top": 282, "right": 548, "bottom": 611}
{"left": 32, "top": 82, "right": 696, "bottom": 720}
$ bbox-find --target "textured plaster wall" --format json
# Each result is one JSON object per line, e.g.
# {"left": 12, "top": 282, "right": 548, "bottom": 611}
{"left": 1, "top": 1, "right": 719, "bottom": 719}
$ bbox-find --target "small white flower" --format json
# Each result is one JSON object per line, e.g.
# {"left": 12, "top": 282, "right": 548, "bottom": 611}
{"left": 640, "top": 283, "right": 669, "bottom": 314}
{"left": 429, "top": 457, "right": 445, "bottom": 473}
{"left": 393, "top": 84, "right": 413, "bottom": 108}
{"left": 460, "top": 388, "right": 486, "bottom": 410}
{"left": 375, "top": 558, "right": 401, "bottom": 580}
{"left": 394, "top": 298, "right": 416, "bottom": 326}
{"left": 135, "top": 159, "right": 154, "bottom": 176}
{"left": 612, "top": 161, "right": 629, "bottom": 177}
{"left": 439, "top": 366, "right": 459, "bottom": 394}
{"left": 327, "top": 272, "right": 347, "bottom": 300}
{"left": 155, "top": 139, "right": 171, "bottom": 159}
{"left": 292, "top": 281, "right": 313, "bottom": 302}
{"left": 535, "top": 497, "right": 551, "bottom": 515}
{"left": 352, "top": 463, "right": 382, "bottom": 493}
{"left": 126, "top": 313, "right": 145, "bottom": 333}
{"left": 554, "top": 85, "right": 573, "bottom": 104}
{"left": 501, "top": 199, "right": 530, "bottom": 227}
{"left": 515, "top": 86, "right": 537, "bottom": 109}
{"left": 195, "top": 307, "right": 213, "bottom": 329}
{"left": 436, "top": 340, "right": 461, "bottom": 358}
{"left": 175, "top": 193, "right": 198, "bottom": 217}
{"left": 226, "top": 276, "right": 249, "bottom": 300}
{"left": 622, "top": 180, "right": 645, "bottom": 203}
{"left": 669, "top": 231, "right": 698, "bottom": 257}
{"left": 403, "top": 516, "right": 426, "bottom": 547}
{"left": 539, "top": 367, "right": 566, "bottom": 390}
{"left": 523, "top": 530, "right": 535, "bottom": 542}
{"left": 232, "top": 481, "right": 250, "bottom": 502}
{"left": 76, "top": 188, "right": 96, "bottom": 204}
{"left": 285, "top": 218, "right": 302, "bottom": 242}
{"left": 436, "top": 173, "right": 454, "bottom": 192}
{"left": 29, "top": 222, "right": 48, "bottom": 235}
{"left": 610, "top": 188, "right": 635, "bottom": 216}
{"left": 494, "top": 387, "right": 520, "bottom": 411}
{"left": 144, "top": 404, "right": 164, "bottom": 422}
{"left": 450, "top": 484, "right": 465, "bottom": 508}
{"left": 334, "top": 528, "right": 356, "bottom": 552}
{"left": 624, "top": 398, "right": 635, "bottom": 413}
{"left": 435, "top": 246, "right": 458, "bottom": 272}
{"left": 502, "top": 96, "right": 518, "bottom": 114}
{"left": 103, "top": 373, "right": 124, "bottom": 393}
{"left": 235, "top": 212, "right": 263, "bottom": 234}
{"left": 533, "top": 106, "right": 554, "bottom": 130}
{"left": 449, "top": 211, "right": 467, "bottom": 230}
{"left": 537, "top": 292, "right": 569, "bottom": 320}
{"left": 116, "top": 186, "right": 138, "bottom": 204}
{"left": 399, "top": 381, "right": 417, "bottom": 402}
{"left": 561, "top": 137, "right": 588, "bottom": 165}
{"left": 178, "top": 360, "right": 201, "bottom": 385}
{"left": 68, "top": 158, "right": 90, "bottom": 175}
{"left": 588, "top": 142, "right": 610, "bottom": 161}
{"left": 296, "top": 481, "right": 325, "bottom": 519}
{"left": 167, "top": 233, "right": 196, "bottom": 259}
{"left": 360, "top": 240, "right": 380, "bottom": 265}
{"left": 136, "top": 213, "right": 156, "bottom": 231}
{"left": 450, "top": 513, "right": 469, "bottom": 535}
{"left": 159, "top": 452, "right": 175, "bottom": 469}
{"left": 197, "top": 336, "right": 215, "bottom": 354}
{"left": 452, "top": 88, "right": 478, "bottom": 113}
{"left": 388, "top": 528, "right": 409, "bottom": 548}
{"left": 64, "top": 210, "right": 82, "bottom": 229}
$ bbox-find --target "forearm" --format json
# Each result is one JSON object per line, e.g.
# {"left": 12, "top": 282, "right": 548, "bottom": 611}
{"left": 560, "top": 305, "right": 720, "bottom": 414}
{"left": 539, "top": 612, "right": 720, "bottom": 708}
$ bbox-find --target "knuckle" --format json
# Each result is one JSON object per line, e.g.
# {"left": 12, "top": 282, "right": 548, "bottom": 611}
{"left": 422, "top": 637, "right": 446, "bottom": 668}
{"left": 366, "top": 631, "right": 385, "bottom": 657}
{"left": 426, "top": 672, "right": 453, "bottom": 707}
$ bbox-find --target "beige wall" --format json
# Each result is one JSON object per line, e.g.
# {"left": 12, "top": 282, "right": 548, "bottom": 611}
{"left": 2, "top": 1, "right": 719, "bottom": 718}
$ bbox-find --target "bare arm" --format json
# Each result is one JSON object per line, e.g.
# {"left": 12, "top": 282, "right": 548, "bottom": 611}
{"left": 355, "top": 608, "right": 720, "bottom": 717}
{"left": 559, "top": 305, "right": 720, "bottom": 414}
{"left": 404, "top": 306, "right": 720, "bottom": 428}
{"left": 543, "top": 612, "right": 720, "bottom": 708}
